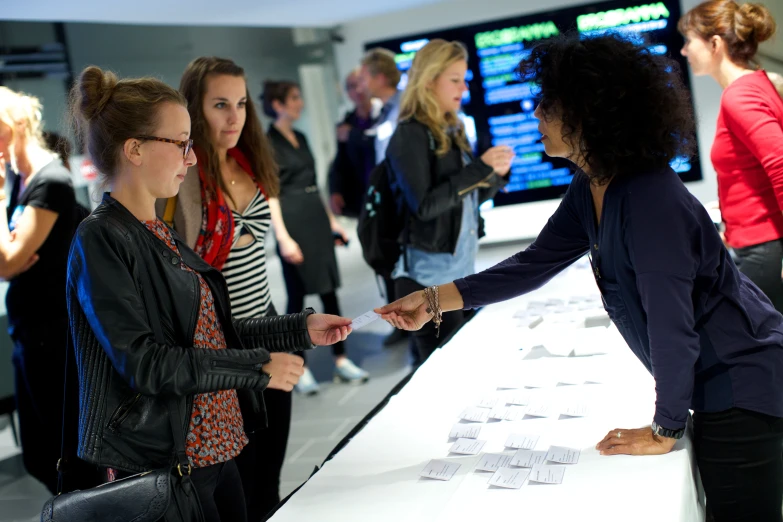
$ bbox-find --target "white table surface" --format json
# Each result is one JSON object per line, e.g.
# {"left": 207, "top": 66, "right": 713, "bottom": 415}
{"left": 270, "top": 262, "right": 706, "bottom": 522}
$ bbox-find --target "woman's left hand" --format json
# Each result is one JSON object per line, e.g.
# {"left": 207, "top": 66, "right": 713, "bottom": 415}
{"left": 306, "top": 313, "right": 352, "bottom": 346}
{"left": 595, "top": 427, "right": 677, "bottom": 456}
{"left": 331, "top": 223, "right": 349, "bottom": 246}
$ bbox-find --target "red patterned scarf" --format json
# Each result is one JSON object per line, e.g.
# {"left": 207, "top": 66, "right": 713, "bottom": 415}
{"left": 193, "top": 147, "right": 266, "bottom": 271}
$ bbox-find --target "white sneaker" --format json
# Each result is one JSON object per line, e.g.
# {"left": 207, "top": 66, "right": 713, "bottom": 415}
{"left": 334, "top": 358, "right": 370, "bottom": 385}
{"left": 295, "top": 367, "right": 320, "bottom": 396}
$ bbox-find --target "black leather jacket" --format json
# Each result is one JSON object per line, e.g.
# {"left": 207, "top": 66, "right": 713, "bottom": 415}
{"left": 386, "top": 119, "right": 508, "bottom": 253}
{"left": 67, "top": 195, "right": 314, "bottom": 473}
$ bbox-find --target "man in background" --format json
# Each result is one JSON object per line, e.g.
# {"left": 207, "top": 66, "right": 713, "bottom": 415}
{"left": 329, "top": 68, "right": 380, "bottom": 218}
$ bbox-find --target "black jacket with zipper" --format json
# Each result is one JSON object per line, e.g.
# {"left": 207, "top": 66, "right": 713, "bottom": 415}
{"left": 66, "top": 194, "right": 314, "bottom": 473}
{"left": 386, "top": 119, "right": 508, "bottom": 254}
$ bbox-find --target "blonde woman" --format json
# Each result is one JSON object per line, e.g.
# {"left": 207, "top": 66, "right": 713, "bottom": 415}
{"left": 0, "top": 87, "right": 84, "bottom": 493}
{"left": 385, "top": 40, "right": 513, "bottom": 362}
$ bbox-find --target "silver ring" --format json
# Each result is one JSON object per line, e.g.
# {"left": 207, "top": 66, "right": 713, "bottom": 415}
{"left": 617, "top": 432, "right": 622, "bottom": 439}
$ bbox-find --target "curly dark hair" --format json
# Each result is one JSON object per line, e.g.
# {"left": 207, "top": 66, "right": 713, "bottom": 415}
{"left": 518, "top": 32, "right": 697, "bottom": 184}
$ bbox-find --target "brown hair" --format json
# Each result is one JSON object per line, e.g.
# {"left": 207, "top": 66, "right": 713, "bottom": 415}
{"left": 70, "top": 66, "right": 186, "bottom": 181}
{"left": 43, "top": 131, "right": 72, "bottom": 170}
{"left": 180, "top": 57, "right": 279, "bottom": 200}
{"left": 361, "top": 48, "right": 402, "bottom": 88}
{"left": 678, "top": 0, "right": 777, "bottom": 67}
{"left": 398, "top": 39, "right": 471, "bottom": 156}
{"left": 261, "top": 80, "right": 300, "bottom": 119}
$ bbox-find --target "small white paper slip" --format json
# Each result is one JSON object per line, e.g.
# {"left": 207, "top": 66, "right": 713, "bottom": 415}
{"left": 449, "top": 424, "right": 481, "bottom": 439}
{"left": 488, "top": 406, "right": 509, "bottom": 420}
{"left": 505, "top": 433, "right": 540, "bottom": 450}
{"left": 476, "top": 453, "right": 514, "bottom": 472}
{"left": 529, "top": 465, "right": 566, "bottom": 484}
{"left": 449, "top": 438, "right": 487, "bottom": 455}
{"left": 546, "top": 446, "right": 581, "bottom": 464}
{"left": 504, "top": 407, "right": 524, "bottom": 422}
{"left": 349, "top": 311, "right": 380, "bottom": 330}
{"left": 561, "top": 404, "right": 589, "bottom": 417}
{"left": 420, "top": 460, "right": 461, "bottom": 481}
{"left": 459, "top": 407, "right": 489, "bottom": 423}
{"left": 506, "top": 394, "right": 530, "bottom": 406}
{"left": 523, "top": 377, "right": 557, "bottom": 389}
{"left": 488, "top": 467, "right": 531, "bottom": 489}
{"left": 557, "top": 374, "right": 584, "bottom": 386}
{"left": 524, "top": 404, "right": 553, "bottom": 418}
{"left": 511, "top": 450, "right": 548, "bottom": 468}
{"left": 477, "top": 397, "right": 499, "bottom": 409}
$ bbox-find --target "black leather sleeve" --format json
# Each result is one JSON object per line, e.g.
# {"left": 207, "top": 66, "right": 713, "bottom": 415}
{"left": 387, "top": 121, "right": 495, "bottom": 222}
{"left": 68, "top": 221, "right": 273, "bottom": 397}
{"left": 479, "top": 169, "right": 510, "bottom": 204}
{"left": 233, "top": 309, "right": 315, "bottom": 353}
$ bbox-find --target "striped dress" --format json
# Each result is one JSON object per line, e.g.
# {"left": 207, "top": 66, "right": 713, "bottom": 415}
{"left": 222, "top": 189, "right": 273, "bottom": 319}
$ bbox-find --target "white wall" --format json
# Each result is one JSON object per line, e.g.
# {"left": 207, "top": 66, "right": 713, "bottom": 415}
{"left": 332, "top": 0, "right": 739, "bottom": 243}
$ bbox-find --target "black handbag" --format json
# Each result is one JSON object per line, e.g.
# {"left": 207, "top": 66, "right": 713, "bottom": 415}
{"left": 41, "top": 257, "right": 205, "bottom": 522}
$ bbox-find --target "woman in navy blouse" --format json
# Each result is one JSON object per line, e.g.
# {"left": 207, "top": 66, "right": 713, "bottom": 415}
{"left": 378, "top": 33, "right": 783, "bottom": 522}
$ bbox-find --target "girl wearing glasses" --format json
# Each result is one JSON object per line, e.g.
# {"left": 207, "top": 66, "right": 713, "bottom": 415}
{"left": 69, "top": 65, "right": 351, "bottom": 522}
{"left": 0, "top": 87, "right": 84, "bottom": 494}
{"left": 156, "top": 56, "right": 293, "bottom": 520}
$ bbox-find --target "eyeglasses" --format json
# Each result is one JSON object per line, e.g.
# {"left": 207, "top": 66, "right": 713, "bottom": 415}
{"left": 134, "top": 135, "right": 193, "bottom": 159}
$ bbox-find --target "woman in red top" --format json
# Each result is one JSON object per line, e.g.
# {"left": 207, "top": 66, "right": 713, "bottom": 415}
{"left": 680, "top": 0, "right": 783, "bottom": 310}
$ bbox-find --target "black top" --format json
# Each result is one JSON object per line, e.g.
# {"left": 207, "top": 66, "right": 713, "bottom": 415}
{"left": 67, "top": 194, "right": 313, "bottom": 472}
{"left": 456, "top": 168, "right": 783, "bottom": 430}
{"left": 7, "top": 160, "right": 77, "bottom": 339}
{"left": 268, "top": 125, "right": 339, "bottom": 295}
{"left": 328, "top": 108, "right": 377, "bottom": 217}
{"left": 386, "top": 119, "right": 506, "bottom": 254}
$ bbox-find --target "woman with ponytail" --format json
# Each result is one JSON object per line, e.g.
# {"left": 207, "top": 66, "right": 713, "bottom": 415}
{"left": 68, "top": 65, "right": 351, "bottom": 521}
{"left": 680, "top": 1, "right": 783, "bottom": 312}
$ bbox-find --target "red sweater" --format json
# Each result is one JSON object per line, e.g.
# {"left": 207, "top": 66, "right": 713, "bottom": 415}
{"left": 712, "top": 70, "right": 783, "bottom": 248}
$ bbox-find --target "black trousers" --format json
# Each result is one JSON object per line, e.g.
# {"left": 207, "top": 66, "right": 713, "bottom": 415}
{"left": 234, "top": 304, "right": 293, "bottom": 521}
{"left": 693, "top": 408, "right": 783, "bottom": 522}
{"left": 394, "top": 277, "right": 465, "bottom": 363}
{"left": 734, "top": 238, "right": 783, "bottom": 314}
{"left": 188, "top": 460, "right": 247, "bottom": 522}
{"left": 12, "top": 331, "right": 70, "bottom": 495}
{"left": 281, "top": 259, "right": 345, "bottom": 359}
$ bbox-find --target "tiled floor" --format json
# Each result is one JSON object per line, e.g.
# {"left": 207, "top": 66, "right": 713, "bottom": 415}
{"left": 0, "top": 218, "right": 526, "bottom": 521}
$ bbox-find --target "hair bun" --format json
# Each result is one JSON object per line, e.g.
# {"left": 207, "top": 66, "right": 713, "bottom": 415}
{"left": 735, "top": 2, "right": 776, "bottom": 44}
{"left": 78, "top": 66, "right": 119, "bottom": 121}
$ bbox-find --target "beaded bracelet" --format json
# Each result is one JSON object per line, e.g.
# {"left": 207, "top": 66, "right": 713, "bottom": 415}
{"left": 423, "top": 285, "right": 443, "bottom": 338}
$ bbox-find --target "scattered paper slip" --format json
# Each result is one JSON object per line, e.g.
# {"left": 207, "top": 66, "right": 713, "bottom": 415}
{"left": 546, "top": 446, "right": 581, "bottom": 464}
{"left": 489, "top": 467, "right": 530, "bottom": 489}
{"left": 450, "top": 438, "right": 487, "bottom": 455}
{"left": 504, "top": 407, "right": 524, "bottom": 422}
{"left": 511, "top": 450, "right": 548, "bottom": 468}
{"left": 477, "top": 397, "right": 499, "bottom": 409}
{"left": 529, "top": 465, "right": 566, "bottom": 484}
{"left": 449, "top": 424, "right": 481, "bottom": 439}
{"left": 420, "top": 460, "right": 461, "bottom": 481}
{"left": 505, "top": 434, "right": 539, "bottom": 450}
{"left": 459, "top": 407, "right": 489, "bottom": 423}
{"left": 561, "top": 404, "right": 589, "bottom": 417}
{"left": 488, "top": 406, "right": 509, "bottom": 420}
{"left": 507, "top": 395, "right": 530, "bottom": 406}
{"left": 349, "top": 311, "right": 380, "bottom": 330}
{"left": 524, "top": 404, "right": 553, "bottom": 418}
{"left": 511, "top": 450, "right": 547, "bottom": 468}
{"left": 476, "top": 453, "right": 514, "bottom": 472}
{"left": 523, "top": 378, "right": 557, "bottom": 389}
